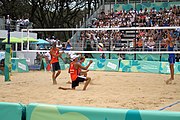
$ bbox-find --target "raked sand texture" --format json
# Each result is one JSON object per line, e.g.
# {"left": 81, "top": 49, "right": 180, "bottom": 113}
{"left": 0, "top": 70, "right": 179, "bottom": 111}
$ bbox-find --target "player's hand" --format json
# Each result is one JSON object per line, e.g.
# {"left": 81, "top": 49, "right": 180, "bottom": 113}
{"left": 89, "top": 60, "right": 93, "bottom": 64}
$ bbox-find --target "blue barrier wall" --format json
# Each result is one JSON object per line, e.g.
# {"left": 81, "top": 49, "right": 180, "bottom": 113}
{"left": 0, "top": 102, "right": 24, "bottom": 120}
{"left": 83, "top": 59, "right": 119, "bottom": 71}
{"left": 0, "top": 102, "right": 179, "bottom": 120}
{"left": 119, "top": 60, "right": 180, "bottom": 74}
{"left": 11, "top": 58, "right": 29, "bottom": 72}
{"left": 26, "top": 103, "right": 180, "bottom": 120}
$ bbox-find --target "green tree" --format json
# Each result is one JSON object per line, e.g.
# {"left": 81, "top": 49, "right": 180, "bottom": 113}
{"left": 0, "top": 0, "right": 101, "bottom": 41}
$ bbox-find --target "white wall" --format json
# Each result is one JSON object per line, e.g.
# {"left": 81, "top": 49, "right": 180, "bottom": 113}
{"left": 0, "top": 30, "right": 37, "bottom": 39}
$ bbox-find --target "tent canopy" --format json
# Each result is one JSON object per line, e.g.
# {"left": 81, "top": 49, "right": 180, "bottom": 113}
{"left": 31, "top": 39, "right": 50, "bottom": 45}
{"left": 2, "top": 37, "right": 38, "bottom": 43}
{"left": 2, "top": 37, "right": 21, "bottom": 43}
{"left": 23, "top": 37, "right": 38, "bottom": 42}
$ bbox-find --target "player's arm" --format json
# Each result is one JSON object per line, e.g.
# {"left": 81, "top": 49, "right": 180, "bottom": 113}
{"left": 58, "top": 51, "right": 65, "bottom": 62}
{"left": 77, "top": 60, "right": 93, "bottom": 70}
{"left": 169, "top": 40, "right": 174, "bottom": 47}
{"left": 80, "top": 70, "right": 89, "bottom": 73}
{"left": 58, "top": 50, "right": 64, "bottom": 58}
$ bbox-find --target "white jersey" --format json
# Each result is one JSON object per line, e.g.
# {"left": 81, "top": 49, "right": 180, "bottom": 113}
{"left": 44, "top": 52, "right": 51, "bottom": 60}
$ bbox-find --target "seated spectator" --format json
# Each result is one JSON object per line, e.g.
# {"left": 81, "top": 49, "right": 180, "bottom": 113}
{"left": 147, "top": 37, "right": 155, "bottom": 51}
{"left": 35, "top": 52, "right": 42, "bottom": 65}
{"left": 0, "top": 59, "right": 5, "bottom": 74}
{"left": 61, "top": 44, "right": 66, "bottom": 50}
{"left": 44, "top": 52, "right": 51, "bottom": 64}
{"left": 160, "top": 39, "right": 167, "bottom": 51}
{"left": 65, "top": 39, "right": 72, "bottom": 51}
{"left": 137, "top": 38, "right": 143, "bottom": 50}
{"left": 84, "top": 43, "right": 93, "bottom": 58}
{"left": 121, "top": 44, "right": 128, "bottom": 51}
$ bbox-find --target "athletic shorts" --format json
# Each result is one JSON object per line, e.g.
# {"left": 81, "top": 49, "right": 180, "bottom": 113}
{"left": 52, "top": 62, "right": 61, "bottom": 72}
{"left": 72, "top": 76, "right": 86, "bottom": 88}
{"left": 168, "top": 56, "right": 175, "bottom": 64}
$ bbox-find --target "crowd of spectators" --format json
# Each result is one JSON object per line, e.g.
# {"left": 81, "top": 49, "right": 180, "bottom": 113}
{"left": 15, "top": 17, "right": 31, "bottom": 31}
{"left": 5, "top": 16, "right": 32, "bottom": 31}
{"left": 80, "top": 5, "right": 180, "bottom": 51}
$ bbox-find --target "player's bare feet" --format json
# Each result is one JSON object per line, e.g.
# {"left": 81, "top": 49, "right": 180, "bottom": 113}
{"left": 170, "top": 79, "right": 176, "bottom": 85}
{"left": 58, "top": 87, "right": 66, "bottom": 90}
{"left": 165, "top": 78, "right": 172, "bottom": 85}
{"left": 53, "top": 79, "right": 57, "bottom": 85}
{"left": 66, "top": 81, "right": 71, "bottom": 84}
{"left": 58, "top": 87, "right": 72, "bottom": 90}
{"left": 165, "top": 78, "right": 174, "bottom": 85}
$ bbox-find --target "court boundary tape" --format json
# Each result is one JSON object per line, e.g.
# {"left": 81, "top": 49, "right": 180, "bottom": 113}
{"left": 159, "top": 101, "right": 180, "bottom": 111}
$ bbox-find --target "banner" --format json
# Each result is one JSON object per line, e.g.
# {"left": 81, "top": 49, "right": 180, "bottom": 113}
{"left": 83, "top": 59, "right": 119, "bottom": 71}
{"left": 89, "top": 53, "right": 119, "bottom": 59}
{"left": 59, "top": 58, "right": 65, "bottom": 70}
{"left": 119, "top": 60, "right": 160, "bottom": 73}
{"left": 0, "top": 102, "right": 24, "bottom": 120}
{"left": 26, "top": 103, "right": 180, "bottom": 120}
{"left": 160, "top": 62, "right": 180, "bottom": 74}
{"left": 82, "top": 59, "right": 97, "bottom": 70}
{"left": 125, "top": 54, "right": 161, "bottom": 61}
{"left": 125, "top": 54, "right": 134, "bottom": 60}
{"left": 120, "top": 60, "right": 180, "bottom": 74}
{"left": 136, "top": 54, "right": 160, "bottom": 61}
{"left": 105, "top": 59, "right": 119, "bottom": 71}
{"left": 161, "top": 54, "right": 169, "bottom": 62}
{"left": 11, "top": 58, "right": 29, "bottom": 72}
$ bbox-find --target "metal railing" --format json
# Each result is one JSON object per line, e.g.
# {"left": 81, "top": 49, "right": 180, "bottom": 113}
{"left": 70, "top": 40, "right": 180, "bottom": 51}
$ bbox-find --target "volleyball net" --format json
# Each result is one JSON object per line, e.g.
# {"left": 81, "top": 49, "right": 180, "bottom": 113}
{"left": 18, "top": 26, "right": 179, "bottom": 63}
{"left": 21, "top": 26, "right": 180, "bottom": 52}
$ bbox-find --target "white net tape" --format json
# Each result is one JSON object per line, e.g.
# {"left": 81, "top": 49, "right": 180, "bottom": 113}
{"left": 22, "top": 26, "right": 179, "bottom": 32}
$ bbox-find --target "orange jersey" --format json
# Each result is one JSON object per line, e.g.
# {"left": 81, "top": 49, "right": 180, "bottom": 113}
{"left": 50, "top": 48, "right": 59, "bottom": 64}
{"left": 69, "top": 62, "right": 78, "bottom": 81}
{"left": 78, "top": 67, "right": 81, "bottom": 75}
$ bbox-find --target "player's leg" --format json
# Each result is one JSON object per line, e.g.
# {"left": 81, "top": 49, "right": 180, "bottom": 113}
{"left": 53, "top": 62, "right": 61, "bottom": 84}
{"left": 52, "top": 71, "right": 57, "bottom": 84}
{"left": 51, "top": 63, "right": 57, "bottom": 84}
{"left": 83, "top": 77, "right": 91, "bottom": 91}
{"left": 170, "top": 64, "right": 174, "bottom": 80}
{"left": 84, "top": 72, "right": 87, "bottom": 77}
{"left": 165, "top": 56, "right": 175, "bottom": 84}
{"left": 55, "top": 70, "right": 61, "bottom": 79}
{"left": 58, "top": 86, "right": 72, "bottom": 90}
{"left": 169, "top": 57, "right": 175, "bottom": 84}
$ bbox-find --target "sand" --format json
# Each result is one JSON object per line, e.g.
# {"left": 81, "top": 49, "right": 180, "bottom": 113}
{"left": 0, "top": 70, "right": 179, "bottom": 111}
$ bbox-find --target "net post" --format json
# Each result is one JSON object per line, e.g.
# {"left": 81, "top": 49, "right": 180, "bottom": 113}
{"left": 4, "top": 15, "right": 11, "bottom": 82}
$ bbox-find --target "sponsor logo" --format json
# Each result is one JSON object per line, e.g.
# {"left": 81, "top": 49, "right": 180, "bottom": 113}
{"left": 18, "top": 62, "right": 26, "bottom": 71}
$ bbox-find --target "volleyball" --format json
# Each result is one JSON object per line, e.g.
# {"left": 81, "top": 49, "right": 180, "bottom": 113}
{"left": 98, "top": 43, "right": 104, "bottom": 48}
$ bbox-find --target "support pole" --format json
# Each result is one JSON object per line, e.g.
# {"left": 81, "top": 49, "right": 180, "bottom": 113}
{"left": 134, "top": 1, "right": 137, "bottom": 60}
{"left": 4, "top": 15, "right": 11, "bottom": 82}
{"left": 27, "top": 28, "right": 30, "bottom": 50}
